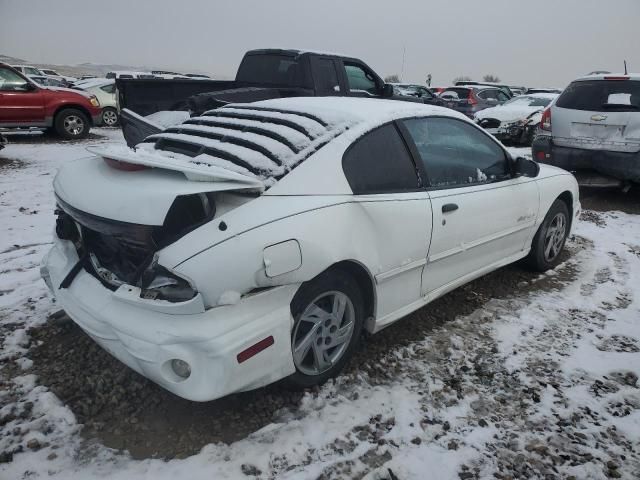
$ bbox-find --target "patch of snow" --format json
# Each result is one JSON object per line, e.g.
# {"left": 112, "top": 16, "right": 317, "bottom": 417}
{"left": 217, "top": 290, "right": 242, "bottom": 306}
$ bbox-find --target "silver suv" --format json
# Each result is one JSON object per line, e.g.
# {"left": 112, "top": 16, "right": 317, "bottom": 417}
{"left": 532, "top": 74, "right": 640, "bottom": 186}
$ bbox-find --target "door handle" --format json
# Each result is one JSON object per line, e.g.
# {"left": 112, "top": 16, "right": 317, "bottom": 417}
{"left": 442, "top": 203, "right": 459, "bottom": 213}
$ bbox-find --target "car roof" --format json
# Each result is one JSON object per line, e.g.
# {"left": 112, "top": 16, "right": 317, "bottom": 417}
{"left": 572, "top": 73, "right": 640, "bottom": 82}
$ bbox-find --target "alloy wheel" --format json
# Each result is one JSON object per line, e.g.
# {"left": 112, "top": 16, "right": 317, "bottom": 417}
{"left": 102, "top": 109, "right": 118, "bottom": 127}
{"left": 63, "top": 115, "right": 85, "bottom": 136}
{"left": 292, "top": 291, "right": 356, "bottom": 376}
{"left": 543, "top": 212, "right": 566, "bottom": 262}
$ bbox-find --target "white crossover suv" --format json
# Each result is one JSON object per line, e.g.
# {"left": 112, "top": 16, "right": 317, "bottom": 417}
{"left": 41, "top": 97, "right": 580, "bottom": 401}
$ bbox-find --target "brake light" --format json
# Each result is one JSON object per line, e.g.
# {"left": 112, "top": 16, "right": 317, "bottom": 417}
{"left": 603, "top": 76, "right": 629, "bottom": 80}
{"left": 540, "top": 108, "right": 552, "bottom": 131}
{"left": 104, "top": 157, "right": 149, "bottom": 171}
{"left": 468, "top": 91, "right": 478, "bottom": 105}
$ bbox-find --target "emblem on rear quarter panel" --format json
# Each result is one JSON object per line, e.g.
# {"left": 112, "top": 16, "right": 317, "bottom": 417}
{"left": 591, "top": 115, "right": 607, "bottom": 122}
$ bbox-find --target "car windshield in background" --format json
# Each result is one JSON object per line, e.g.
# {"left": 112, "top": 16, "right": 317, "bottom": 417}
{"left": 236, "top": 54, "right": 305, "bottom": 87}
{"left": 556, "top": 79, "right": 640, "bottom": 112}
{"left": 504, "top": 95, "right": 553, "bottom": 107}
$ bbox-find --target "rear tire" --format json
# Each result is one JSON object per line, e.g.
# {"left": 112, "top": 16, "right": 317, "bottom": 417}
{"left": 525, "top": 199, "right": 570, "bottom": 271}
{"left": 101, "top": 107, "right": 119, "bottom": 127}
{"left": 54, "top": 108, "right": 89, "bottom": 139}
{"left": 285, "top": 270, "right": 364, "bottom": 389}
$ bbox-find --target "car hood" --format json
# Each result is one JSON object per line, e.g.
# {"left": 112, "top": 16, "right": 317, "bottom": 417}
{"left": 44, "top": 86, "right": 92, "bottom": 99}
{"left": 476, "top": 105, "right": 543, "bottom": 123}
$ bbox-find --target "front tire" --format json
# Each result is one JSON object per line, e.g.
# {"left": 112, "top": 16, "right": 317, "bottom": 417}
{"left": 54, "top": 108, "right": 89, "bottom": 140}
{"left": 286, "top": 271, "right": 364, "bottom": 389}
{"left": 526, "top": 199, "right": 570, "bottom": 271}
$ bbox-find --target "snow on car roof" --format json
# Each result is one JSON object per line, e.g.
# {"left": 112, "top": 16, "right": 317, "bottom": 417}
{"left": 574, "top": 73, "right": 640, "bottom": 81}
{"left": 119, "top": 98, "right": 465, "bottom": 187}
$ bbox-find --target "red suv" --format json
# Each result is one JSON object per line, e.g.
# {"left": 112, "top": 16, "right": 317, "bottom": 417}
{"left": 0, "top": 63, "right": 102, "bottom": 139}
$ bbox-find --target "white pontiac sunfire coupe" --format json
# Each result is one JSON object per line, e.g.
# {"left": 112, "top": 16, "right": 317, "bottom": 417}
{"left": 41, "top": 97, "right": 580, "bottom": 401}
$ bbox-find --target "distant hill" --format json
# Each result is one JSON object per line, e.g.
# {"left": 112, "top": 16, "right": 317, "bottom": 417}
{"left": 0, "top": 54, "right": 213, "bottom": 78}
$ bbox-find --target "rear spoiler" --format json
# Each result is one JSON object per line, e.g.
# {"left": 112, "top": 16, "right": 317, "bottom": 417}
{"left": 119, "top": 109, "right": 163, "bottom": 148}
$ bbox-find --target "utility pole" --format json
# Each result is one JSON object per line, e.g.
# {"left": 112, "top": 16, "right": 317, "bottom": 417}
{"left": 401, "top": 46, "right": 406, "bottom": 81}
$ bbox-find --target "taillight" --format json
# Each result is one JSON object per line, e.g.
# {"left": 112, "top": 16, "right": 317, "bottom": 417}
{"left": 468, "top": 91, "right": 478, "bottom": 105}
{"left": 540, "top": 108, "right": 552, "bottom": 131}
{"left": 104, "top": 157, "right": 149, "bottom": 171}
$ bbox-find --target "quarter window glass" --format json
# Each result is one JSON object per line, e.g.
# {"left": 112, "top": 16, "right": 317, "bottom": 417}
{"left": 402, "top": 117, "right": 510, "bottom": 188}
{"left": 100, "top": 84, "right": 115, "bottom": 94}
{"left": 343, "top": 123, "right": 419, "bottom": 194}
{"left": 344, "top": 64, "right": 378, "bottom": 95}
{"left": 0, "top": 68, "right": 29, "bottom": 91}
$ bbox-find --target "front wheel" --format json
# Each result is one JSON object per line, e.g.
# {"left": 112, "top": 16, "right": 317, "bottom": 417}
{"left": 526, "top": 199, "right": 570, "bottom": 271}
{"left": 286, "top": 271, "right": 364, "bottom": 389}
{"left": 54, "top": 108, "right": 89, "bottom": 140}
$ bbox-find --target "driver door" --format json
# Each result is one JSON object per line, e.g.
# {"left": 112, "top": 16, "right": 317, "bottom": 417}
{"left": 400, "top": 117, "right": 539, "bottom": 296}
{"left": 0, "top": 67, "right": 44, "bottom": 124}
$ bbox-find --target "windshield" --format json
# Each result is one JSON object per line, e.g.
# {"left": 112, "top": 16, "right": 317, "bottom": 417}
{"left": 504, "top": 95, "right": 553, "bottom": 107}
{"left": 556, "top": 79, "right": 640, "bottom": 112}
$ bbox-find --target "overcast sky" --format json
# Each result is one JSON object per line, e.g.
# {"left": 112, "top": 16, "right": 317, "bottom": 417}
{"left": 1, "top": 0, "right": 638, "bottom": 87}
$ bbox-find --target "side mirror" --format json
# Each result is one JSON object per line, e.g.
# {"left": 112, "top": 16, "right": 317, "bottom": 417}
{"left": 513, "top": 156, "right": 540, "bottom": 178}
{"left": 382, "top": 83, "right": 394, "bottom": 98}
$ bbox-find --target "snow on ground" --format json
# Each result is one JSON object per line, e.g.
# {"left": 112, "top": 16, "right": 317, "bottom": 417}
{"left": 0, "top": 130, "right": 639, "bottom": 479}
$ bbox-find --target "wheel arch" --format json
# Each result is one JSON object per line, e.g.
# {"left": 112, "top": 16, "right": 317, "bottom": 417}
{"left": 290, "top": 259, "right": 377, "bottom": 333}
{"left": 53, "top": 104, "right": 94, "bottom": 126}
{"left": 557, "top": 190, "right": 573, "bottom": 230}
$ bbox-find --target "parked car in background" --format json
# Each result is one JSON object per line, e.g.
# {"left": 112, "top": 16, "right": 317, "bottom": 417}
{"left": 10, "top": 64, "right": 45, "bottom": 77}
{"left": 28, "top": 75, "right": 69, "bottom": 88}
{"left": 41, "top": 97, "right": 579, "bottom": 401}
{"left": 105, "top": 71, "right": 157, "bottom": 79}
{"left": 185, "top": 73, "right": 211, "bottom": 79}
{"left": 430, "top": 86, "right": 447, "bottom": 95}
{"left": 39, "top": 68, "right": 77, "bottom": 84}
{"left": 509, "top": 86, "right": 527, "bottom": 96}
{"left": 391, "top": 83, "right": 441, "bottom": 105}
{"left": 454, "top": 81, "right": 513, "bottom": 98}
{"left": 475, "top": 93, "right": 558, "bottom": 146}
{"left": 532, "top": 73, "right": 640, "bottom": 187}
{"left": 526, "top": 88, "right": 562, "bottom": 94}
{"left": 439, "top": 86, "right": 510, "bottom": 118}
{"left": 77, "top": 75, "right": 98, "bottom": 81}
{"left": 75, "top": 78, "right": 118, "bottom": 126}
{"left": 0, "top": 63, "right": 102, "bottom": 139}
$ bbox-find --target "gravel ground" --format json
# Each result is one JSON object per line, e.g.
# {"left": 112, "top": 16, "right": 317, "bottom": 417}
{"left": 1, "top": 132, "right": 639, "bottom": 479}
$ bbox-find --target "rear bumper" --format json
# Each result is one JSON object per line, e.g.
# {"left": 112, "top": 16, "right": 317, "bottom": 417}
{"left": 532, "top": 135, "right": 640, "bottom": 183}
{"left": 41, "top": 238, "right": 297, "bottom": 402}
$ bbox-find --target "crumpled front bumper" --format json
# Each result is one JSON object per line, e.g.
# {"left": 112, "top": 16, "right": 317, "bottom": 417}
{"left": 41, "top": 238, "right": 297, "bottom": 402}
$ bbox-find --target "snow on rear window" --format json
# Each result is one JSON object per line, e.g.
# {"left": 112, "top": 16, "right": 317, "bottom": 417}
{"left": 141, "top": 105, "right": 357, "bottom": 186}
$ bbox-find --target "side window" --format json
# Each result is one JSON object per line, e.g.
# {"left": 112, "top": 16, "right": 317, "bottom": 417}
{"left": 0, "top": 68, "right": 30, "bottom": 91}
{"left": 477, "top": 89, "right": 497, "bottom": 100}
{"left": 343, "top": 123, "right": 420, "bottom": 194}
{"left": 100, "top": 84, "right": 116, "bottom": 94}
{"left": 496, "top": 90, "right": 509, "bottom": 102}
{"left": 314, "top": 58, "right": 341, "bottom": 95}
{"left": 344, "top": 64, "right": 379, "bottom": 95}
{"left": 402, "top": 117, "right": 510, "bottom": 188}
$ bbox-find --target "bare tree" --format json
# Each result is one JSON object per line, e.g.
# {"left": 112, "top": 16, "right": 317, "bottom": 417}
{"left": 384, "top": 74, "right": 401, "bottom": 83}
{"left": 483, "top": 74, "right": 501, "bottom": 83}
{"left": 452, "top": 75, "right": 472, "bottom": 84}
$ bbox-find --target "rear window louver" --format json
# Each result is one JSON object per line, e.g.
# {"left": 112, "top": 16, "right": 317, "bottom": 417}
{"left": 141, "top": 105, "right": 354, "bottom": 185}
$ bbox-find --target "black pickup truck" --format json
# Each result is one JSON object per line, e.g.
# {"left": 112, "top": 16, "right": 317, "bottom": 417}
{"left": 117, "top": 48, "right": 438, "bottom": 146}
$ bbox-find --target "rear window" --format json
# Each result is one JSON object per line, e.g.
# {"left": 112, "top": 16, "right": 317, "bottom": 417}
{"left": 236, "top": 54, "right": 307, "bottom": 88}
{"left": 556, "top": 79, "right": 640, "bottom": 112}
{"left": 440, "top": 88, "right": 470, "bottom": 99}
